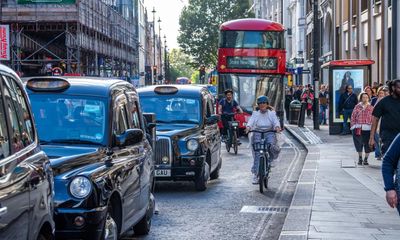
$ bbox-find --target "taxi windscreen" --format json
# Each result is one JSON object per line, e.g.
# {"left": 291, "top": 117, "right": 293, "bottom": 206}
{"left": 140, "top": 96, "right": 201, "bottom": 124}
{"left": 29, "top": 94, "right": 107, "bottom": 145}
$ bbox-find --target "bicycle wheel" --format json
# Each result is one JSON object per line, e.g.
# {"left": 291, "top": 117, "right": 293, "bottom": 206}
{"left": 233, "top": 129, "right": 238, "bottom": 155}
{"left": 264, "top": 160, "right": 269, "bottom": 189}
{"left": 259, "top": 155, "right": 265, "bottom": 193}
{"left": 225, "top": 131, "right": 231, "bottom": 152}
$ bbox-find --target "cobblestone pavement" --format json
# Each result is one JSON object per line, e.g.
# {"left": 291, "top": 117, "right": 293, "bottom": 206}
{"left": 122, "top": 132, "right": 306, "bottom": 240}
{"left": 280, "top": 119, "right": 400, "bottom": 240}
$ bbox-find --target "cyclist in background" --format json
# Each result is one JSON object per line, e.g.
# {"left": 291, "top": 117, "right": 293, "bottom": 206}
{"left": 245, "top": 96, "right": 281, "bottom": 184}
{"left": 218, "top": 89, "right": 243, "bottom": 141}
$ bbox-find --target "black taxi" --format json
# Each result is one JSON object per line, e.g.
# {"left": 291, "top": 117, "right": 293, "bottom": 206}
{"left": 0, "top": 65, "right": 54, "bottom": 240}
{"left": 24, "top": 77, "right": 155, "bottom": 239}
{"left": 138, "top": 85, "right": 222, "bottom": 191}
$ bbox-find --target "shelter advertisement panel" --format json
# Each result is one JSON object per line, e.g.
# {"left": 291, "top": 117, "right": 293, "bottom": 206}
{"left": 332, "top": 69, "right": 364, "bottom": 123}
{"left": 0, "top": 25, "right": 10, "bottom": 61}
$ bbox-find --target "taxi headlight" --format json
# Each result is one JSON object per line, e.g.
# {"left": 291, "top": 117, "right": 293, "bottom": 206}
{"left": 187, "top": 139, "right": 199, "bottom": 151}
{"left": 69, "top": 176, "right": 92, "bottom": 199}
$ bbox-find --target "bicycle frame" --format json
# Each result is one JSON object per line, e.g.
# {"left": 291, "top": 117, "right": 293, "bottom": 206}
{"left": 250, "top": 129, "right": 276, "bottom": 193}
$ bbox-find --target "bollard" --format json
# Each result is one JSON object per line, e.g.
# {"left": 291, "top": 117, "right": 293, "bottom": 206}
{"left": 298, "top": 101, "right": 307, "bottom": 127}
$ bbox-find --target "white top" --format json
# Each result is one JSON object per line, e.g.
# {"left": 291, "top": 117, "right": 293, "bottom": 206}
{"left": 247, "top": 110, "right": 280, "bottom": 130}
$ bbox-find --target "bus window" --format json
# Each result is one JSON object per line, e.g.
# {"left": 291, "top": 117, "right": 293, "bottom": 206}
{"left": 219, "top": 31, "right": 284, "bottom": 49}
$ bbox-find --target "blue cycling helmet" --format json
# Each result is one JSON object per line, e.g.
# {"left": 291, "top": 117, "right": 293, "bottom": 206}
{"left": 256, "top": 95, "right": 269, "bottom": 104}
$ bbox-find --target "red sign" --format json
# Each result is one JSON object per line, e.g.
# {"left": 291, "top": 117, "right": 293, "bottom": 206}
{"left": 0, "top": 25, "right": 10, "bottom": 61}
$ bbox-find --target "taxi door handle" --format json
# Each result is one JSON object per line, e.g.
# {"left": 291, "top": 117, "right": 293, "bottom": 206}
{"left": 0, "top": 207, "right": 7, "bottom": 216}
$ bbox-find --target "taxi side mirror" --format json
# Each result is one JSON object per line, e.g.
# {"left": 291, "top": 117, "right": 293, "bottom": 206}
{"left": 206, "top": 114, "right": 219, "bottom": 125}
{"left": 115, "top": 129, "right": 144, "bottom": 147}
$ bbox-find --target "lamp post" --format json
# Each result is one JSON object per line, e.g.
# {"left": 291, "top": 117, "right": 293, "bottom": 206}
{"left": 158, "top": 17, "right": 162, "bottom": 83}
{"left": 312, "top": 0, "right": 320, "bottom": 130}
{"left": 152, "top": 7, "right": 156, "bottom": 85}
{"left": 164, "top": 35, "right": 168, "bottom": 83}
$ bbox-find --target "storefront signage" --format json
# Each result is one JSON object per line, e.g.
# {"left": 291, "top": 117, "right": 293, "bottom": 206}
{"left": 0, "top": 25, "right": 10, "bottom": 61}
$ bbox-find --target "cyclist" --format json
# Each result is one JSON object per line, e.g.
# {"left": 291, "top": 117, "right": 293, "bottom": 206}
{"left": 218, "top": 89, "right": 243, "bottom": 141}
{"left": 245, "top": 95, "right": 281, "bottom": 184}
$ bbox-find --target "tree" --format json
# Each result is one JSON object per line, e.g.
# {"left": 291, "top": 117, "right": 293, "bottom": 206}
{"left": 168, "top": 48, "right": 195, "bottom": 82}
{"left": 178, "top": 0, "right": 254, "bottom": 68}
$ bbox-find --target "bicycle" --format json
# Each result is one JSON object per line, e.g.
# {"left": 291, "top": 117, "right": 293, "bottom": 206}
{"left": 249, "top": 129, "right": 276, "bottom": 193}
{"left": 221, "top": 113, "right": 239, "bottom": 154}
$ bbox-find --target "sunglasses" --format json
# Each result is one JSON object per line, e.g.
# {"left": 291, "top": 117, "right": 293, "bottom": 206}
{"left": 258, "top": 102, "right": 268, "bottom": 104}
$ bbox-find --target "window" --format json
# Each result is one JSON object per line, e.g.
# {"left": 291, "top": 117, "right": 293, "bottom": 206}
{"left": 219, "top": 31, "right": 284, "bottom": 49}
{"left": 3, "top": 76, "right": 32, "bottom": 152}
{"left": 115, "top": 104, "right": 129, "bottom": 135}
{"left": 126, "top": 92, "right": 143, "bottom": 130}
{"left": 0, "top": 83, "right": 10, "bottom": 159}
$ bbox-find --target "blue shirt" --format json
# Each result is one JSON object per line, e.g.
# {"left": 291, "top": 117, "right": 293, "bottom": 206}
{"left": 219, "top": 98, "right": 238, "bottom": 114}
{"left": 382, "top": 133, "right": 400, "bottom": 191}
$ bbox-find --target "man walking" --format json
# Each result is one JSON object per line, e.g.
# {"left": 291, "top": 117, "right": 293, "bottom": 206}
{"left": 382, "top": 133, "right": 400, "bottom": 214}
{"left": 319, "top": 84, "right": 329, "bottom": 125}
{"left": 369, "top": 79, "right": 400, "bottom": 154}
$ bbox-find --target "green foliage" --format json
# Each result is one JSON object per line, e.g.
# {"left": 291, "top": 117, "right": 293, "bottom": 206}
{"left": 190, "top": 71, "right": 200, "bottom": 84}
{"left": 168, "top": 48, "right": 195, "bottom": 83}
{"left": 178, "top": 0, "right": 254, "bottom": 68}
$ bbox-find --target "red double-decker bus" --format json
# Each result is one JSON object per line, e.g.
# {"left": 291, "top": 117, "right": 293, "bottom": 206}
{"left": 217, "top": 18, "right": 286, "bottom": 129}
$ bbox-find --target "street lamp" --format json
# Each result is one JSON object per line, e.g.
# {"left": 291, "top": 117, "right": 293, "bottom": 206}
{"left": 312, "top": 0, "right": 320, "bottom": 130}
{"left": 164, "top": 35, "right": 168, "bottom": 83}
{"left": 152, "top": 7, "right": 156, "bottom": 85}
{"left": 158, "top": 17, "right": 162, "bottom": 83}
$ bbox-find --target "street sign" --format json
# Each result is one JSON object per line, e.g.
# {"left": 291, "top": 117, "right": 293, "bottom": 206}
{"left": 295, "top": 58, "right": 304, "bottom": 64}
{"left": 302, "top": 69, "right": 311, "bottom": 74}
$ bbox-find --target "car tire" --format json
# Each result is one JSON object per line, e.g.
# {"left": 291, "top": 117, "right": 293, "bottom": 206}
{"left": 195, "top": 163, "right": 209, "bottom": 191}
{"left": 210, "top": 158, "right": 222, "bottom": 180}
{"left": 102, "top": 204, "right": 119, "bottom": 240}
{"left": 133, "top": 194, "right": 153, "bottom": 235}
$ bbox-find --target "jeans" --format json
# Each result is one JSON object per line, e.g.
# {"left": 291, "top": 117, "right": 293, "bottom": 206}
{"left": 319, "top": 105, "right": 327, "bottom": 124}
{"left": 221, "top": 114, "right": 233, "bottom": 137}
{"left": 374, "top": 133, "right": 381, "bottom": 158}
{"left": 251, "top": 132, "right": 277, "bottom": 175}
{"left": 342, "top": 109, "right": 353, "bottom": 133}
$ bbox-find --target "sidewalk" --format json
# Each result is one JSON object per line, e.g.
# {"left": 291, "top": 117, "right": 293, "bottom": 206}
{"left": 279, "top": 118, "right": 400, "bottom": 240}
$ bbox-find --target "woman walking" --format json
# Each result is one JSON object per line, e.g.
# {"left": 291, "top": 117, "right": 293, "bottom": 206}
{"left": 350, "top": 92, "right": 374, "bottom": 165}
{"left": 302, "top": 88, "right": 314, "bottom": 118}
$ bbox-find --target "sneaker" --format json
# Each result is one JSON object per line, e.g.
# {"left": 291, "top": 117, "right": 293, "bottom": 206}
{"left": 376, "top": 156, "right": 382, "bottom": 161}
{"left": 358, "top": 157, "right": 363, "bottom": 165}
{"left": 252, "top": 174, "right": 259, "bottom": 185}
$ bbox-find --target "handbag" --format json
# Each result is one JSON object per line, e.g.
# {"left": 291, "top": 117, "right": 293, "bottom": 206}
{"left": 355, "top": 127, "right": 362, "bottom": 136}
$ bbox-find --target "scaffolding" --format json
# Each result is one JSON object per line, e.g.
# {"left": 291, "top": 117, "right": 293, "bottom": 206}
{"left": 1, "top": 0, "right": 139, "bottom": 77}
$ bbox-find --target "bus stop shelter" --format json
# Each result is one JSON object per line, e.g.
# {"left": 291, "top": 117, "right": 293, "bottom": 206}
{"left": 321, "top": 60, "right": 375, "bottom": 135}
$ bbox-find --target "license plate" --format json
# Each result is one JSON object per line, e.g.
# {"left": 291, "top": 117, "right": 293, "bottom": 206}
{"left": 231, "top": 122, "right": 239, "bottom": 127}
{"left": 155, "top": 169, "right": 171, "bottom": 177}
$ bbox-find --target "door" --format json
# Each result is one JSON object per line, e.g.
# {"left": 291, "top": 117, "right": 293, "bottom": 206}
{"left": 126, "top": 91, "right": 151, "bottom": 210}
{"left": 0, "top": 74, "right": 31, "bottom": 239}
{"left": 112, "top": 93, "right": 141, "bottom": 229}
{"left": 205, "top": 95, "right": 220, "bottom": 170}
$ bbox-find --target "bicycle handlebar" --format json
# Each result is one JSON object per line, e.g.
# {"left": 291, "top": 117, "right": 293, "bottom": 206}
{"left": 248, "top": 129, "right": 277, "bottom": 134}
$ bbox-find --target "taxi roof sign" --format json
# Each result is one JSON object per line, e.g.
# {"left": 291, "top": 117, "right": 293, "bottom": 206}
{"left": 26, "top": 78, "right": 70, "bottom": 92}
{"left": 154, "top": 86, "right": 178, "bottom": 94}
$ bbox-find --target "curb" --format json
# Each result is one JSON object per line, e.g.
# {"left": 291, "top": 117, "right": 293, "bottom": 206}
{"left": 279, "top": 125, "right": 319, "bottom": 240}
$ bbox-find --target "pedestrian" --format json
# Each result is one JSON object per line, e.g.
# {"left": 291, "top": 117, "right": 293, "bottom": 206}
{"left": 338, "top": 85, "right": 358, "bottom": 135}
{"left": 381, "top": 133, "right": 400, "bottom": 215}
{"left": 302, "top": 88, "right": 314, "bottom": 118}
{"left": 319, "top": 84, "right": 328, "bottom": 125}
{"left": 284, "top": 87, "right": 293, "bottom": 121}
{"left": 293, "top": 85, "right": 303, "bottom": 101}
{"left": 369, "top": 79, "right": 400, "bottom": 154}
{"left": 371, "top": 86, "right": 387, "bottom": 160}
{"left": 350, "top": 92, "right": 374, "bottom": 165}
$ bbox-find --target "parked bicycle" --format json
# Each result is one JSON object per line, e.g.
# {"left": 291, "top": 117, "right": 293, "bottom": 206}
{"left": 221, "top": 113, "right": 239, "bottom": 154}
{"left": 250, "top": 129, "right": 277, "bottom": 193}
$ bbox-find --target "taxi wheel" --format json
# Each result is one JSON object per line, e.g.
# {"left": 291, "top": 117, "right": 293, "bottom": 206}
{"left": 195, "top": 163, "right": 209, "bottom": 191}
{"left": 102, "top": 204, "right": 119, "bottom": 240}
{"left": 133, "top": 196, "right": 152, "bottom": 235}
{"left": 210, "top": 158, "right": 221, "bottom": 180}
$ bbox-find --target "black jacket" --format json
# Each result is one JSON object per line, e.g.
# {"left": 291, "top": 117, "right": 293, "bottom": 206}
{"left": 339, "top": 92, "right": 358, "bottom": 111}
